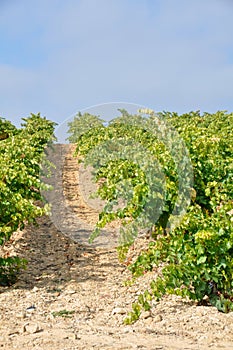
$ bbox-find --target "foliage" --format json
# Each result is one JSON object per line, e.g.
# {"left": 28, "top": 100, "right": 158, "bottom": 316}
{"left": 125, "top": 110, "right": 233, "bottom": 322}
{"left": 51, "top": 309, "right": 75, "bottom": 318}
{"left": 0, "top": 113, "right": 56, "bottom": 285}
{"left": 0, "top": 256, "right": 27, "bottom": 286}
{"left": 68, "top": 111, "right": 185, "bottom": 244}
{"left": 68, "top": 109, "right": 233, "bottom": 320}
{"left": 66, "top": 112, "right": 104, "bottom": 143}
{"left": 0, "top": 117, "right": 18, "bottom": 140}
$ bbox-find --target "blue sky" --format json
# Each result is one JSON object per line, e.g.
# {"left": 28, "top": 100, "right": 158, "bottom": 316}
{"left": 1, "top": 0, "right": 233, "bottom": 128}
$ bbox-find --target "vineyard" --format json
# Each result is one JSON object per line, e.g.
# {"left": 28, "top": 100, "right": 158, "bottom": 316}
{"left": 67, "top": 109, "right": 233, "bottom": 321}
{"left": 0, "top": 114, "right": 56, "bottom": 284}
{"left": 0, "top": 110, "right": 233, "bottom": 349}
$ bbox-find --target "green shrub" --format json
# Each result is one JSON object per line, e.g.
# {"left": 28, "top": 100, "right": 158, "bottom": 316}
{"left": 0, "top": 113, "right": 56, "bottom": 284}
{"left": 68, "top": 109, "right": 233, "bottom": 321}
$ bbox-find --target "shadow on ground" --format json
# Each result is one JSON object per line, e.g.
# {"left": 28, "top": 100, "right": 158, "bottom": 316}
{"left": 0, "top": 215, "right": 121, "bottom": 292}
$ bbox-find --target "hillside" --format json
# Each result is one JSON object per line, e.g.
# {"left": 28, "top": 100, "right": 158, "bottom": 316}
{"left": 0, "top": 144, "right": 233, "bottom": 350}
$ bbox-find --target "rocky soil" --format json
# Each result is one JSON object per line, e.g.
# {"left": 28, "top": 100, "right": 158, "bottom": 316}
{"left": 0, "top": 144, "right": 233, "bottom": 350}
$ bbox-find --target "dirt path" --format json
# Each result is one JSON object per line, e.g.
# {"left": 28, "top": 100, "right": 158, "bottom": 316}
{"left": 0, "top": 144, "right": 233, "bottom": 350}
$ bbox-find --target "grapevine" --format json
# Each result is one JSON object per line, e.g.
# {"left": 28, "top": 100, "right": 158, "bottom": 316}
{"left": 68, "top": 109, "right": 233, "bottom": 320}
{"left": 0, "top": 113, "right": 56, "bottom": 285}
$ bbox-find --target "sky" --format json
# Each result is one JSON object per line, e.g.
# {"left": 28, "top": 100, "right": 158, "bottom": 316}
{"left": 1, "top": 0, "right": 233, "bottom": 129}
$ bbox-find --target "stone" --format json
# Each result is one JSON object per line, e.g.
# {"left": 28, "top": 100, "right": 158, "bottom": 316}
{"left": 16, "top": 312, "right": 26, "bottom": 319}
{"left": 142, "top": 311, "right": 152, "bottom": 319}
{"left": 154, "top": 314, "right": 163, "bottom": 322}
{"left": 26, "top": 305, "right": 36, "bottom": 314}
{"left": 64, "top": 332, "right": 79, "bottom": 340}
{"left": 22, "top": 323, "right": 41, "bottom": 334}
{"left": 112, "top": 307, "right": 126, "bottom": 315}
